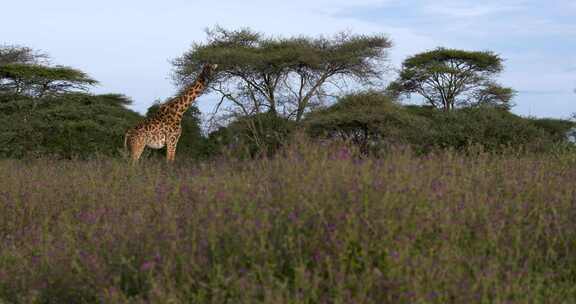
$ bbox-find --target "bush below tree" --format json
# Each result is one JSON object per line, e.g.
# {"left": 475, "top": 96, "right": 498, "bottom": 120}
{"left": 304, "top": 92, "right": 574, "bottom": 155}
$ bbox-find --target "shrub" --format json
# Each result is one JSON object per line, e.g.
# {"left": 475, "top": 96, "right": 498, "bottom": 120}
{"left": 421, "top": 107, "right": 551, "bottom": 152}
{"left": 0, "top": 93, "right": 141, "bottom": 159}
{"left": 305, "top": 92, "right": 572, "bottom": 154}
{"left": 529, "top": 118, "right": 575, "bottom": 142}
{"left": 206, "top": 112, "right": 295, "bottom": 158}
{"left": 305, "top": 91, "right": 432, "bottom": 153}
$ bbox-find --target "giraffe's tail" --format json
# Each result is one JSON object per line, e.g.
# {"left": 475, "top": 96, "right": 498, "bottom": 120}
{"left": 124, "top": 132, "right": 129, "bottom": 152}
{"left": 123, "top": 132, "right": 130, "bottom": 157}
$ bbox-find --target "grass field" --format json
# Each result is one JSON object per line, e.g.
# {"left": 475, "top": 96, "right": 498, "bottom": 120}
{"left": 2, "top": 142, "right": 576, "bottom": 303}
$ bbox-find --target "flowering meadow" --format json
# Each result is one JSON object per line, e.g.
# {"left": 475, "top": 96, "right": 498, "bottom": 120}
{"left": 2, "top": 142, "right": 576, "bottom": 303}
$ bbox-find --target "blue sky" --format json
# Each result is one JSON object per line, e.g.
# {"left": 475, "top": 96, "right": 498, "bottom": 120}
{"left": 1, "top": 0, "right": 574, "bottom": 119}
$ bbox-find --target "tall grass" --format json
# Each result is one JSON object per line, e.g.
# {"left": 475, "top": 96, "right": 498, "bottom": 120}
{"left": 2, "top": 142, "right": 576, "bottom": 303}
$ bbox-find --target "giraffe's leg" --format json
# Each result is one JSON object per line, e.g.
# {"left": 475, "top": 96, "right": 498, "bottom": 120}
{"left": 131, "top": 144, "right": 144, "bottom": 163}
{"left": 129, "top": 141, "right": 145, "bottom": 164}
{"left": 167, "top": 143, "right": 177, "bottom": 162}
{"left": 166, "top": 130, "right": 181, "bottom": 162}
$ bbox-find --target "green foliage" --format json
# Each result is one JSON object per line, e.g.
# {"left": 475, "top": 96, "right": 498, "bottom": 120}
{"left": 305, "top": 91, "right": 431, "bottom": 152}
{"left": 529, "top": 118, "right": 576, "bottom": 142}
{"left": 173, "top": 26, "right": 391, "bottom": 121}
{"left": 389, "top": 47, "right": 515, "bottom": 111}
{"left": 402, "top": 48, "right": 503, "bottom": 72}
{"left": 0, "top": 45, "right": 97, "bottom": 98}
{"left": 306, "top": 92, "right": 569, "bottom": 154}
{"left": 206, "top": 112, "right": 295, "bottom": 158}
{"left": 419, "top": 107, "right": 549, "bottom": 151}
{"left": 472, "top": 83, "right": 516, "bottom": 110}
{"left": 0, "top": 93, "right": 141, "bottom": 159}
{"left": 0, "top": 63, "right": 97, "bottom": 98}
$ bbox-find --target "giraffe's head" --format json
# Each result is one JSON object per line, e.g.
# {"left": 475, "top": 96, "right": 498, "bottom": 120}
{"left": 202, "top": 63, "right": 218, "bottom": 74}
{"left": 198, "top": 63, "right": 218, "bottom": 83}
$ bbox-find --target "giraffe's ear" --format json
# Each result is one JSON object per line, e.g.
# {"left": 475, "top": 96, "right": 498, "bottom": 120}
{"left": 202, "top": 63, "right": 218, "bottom": 74}
{"left": 207, "top": 64, "right": 218, "bottom": 72}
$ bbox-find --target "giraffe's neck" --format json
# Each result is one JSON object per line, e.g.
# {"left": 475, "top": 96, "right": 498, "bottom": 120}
{"left": 166, "top": 67, "right": 212, "bottom": 120}
{"left": 175, "top": 80, "right": 205, "bottom": 117}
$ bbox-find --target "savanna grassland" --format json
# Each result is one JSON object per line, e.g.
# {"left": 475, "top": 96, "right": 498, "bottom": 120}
{"left": 2, "top": 142, "right": 576, "bottom": 303}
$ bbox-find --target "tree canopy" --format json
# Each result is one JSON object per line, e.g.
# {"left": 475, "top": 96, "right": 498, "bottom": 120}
{"left": 0, "top": 63, "right": 97, "bottom": 98}
{"left": 172, "top": 26, "right": 392, "bottom": 122}
{"left": 0, "top": 45, "right": 97, "bottom": 99}
{"left": 388, "top": 48, "right": 515, "bottom": 111}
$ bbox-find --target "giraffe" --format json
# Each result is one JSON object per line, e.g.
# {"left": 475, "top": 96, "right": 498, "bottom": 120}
{"left": 124, "top": 63, "right": 217, "bottom": 162}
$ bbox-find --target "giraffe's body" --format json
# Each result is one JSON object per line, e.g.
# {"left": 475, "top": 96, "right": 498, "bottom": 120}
{"left": 125, "top": 64, "right": 217, "bottom": 162}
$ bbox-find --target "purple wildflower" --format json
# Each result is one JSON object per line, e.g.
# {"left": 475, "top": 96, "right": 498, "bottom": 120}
{"left": 215, "top": 190, "right": 226, "bottom": 201}
{"left": 180, "top": 184, "right": 191, "bottom": 196}
{"left": 288, "top": 210, "right": 299, "bottom": 223}
{"left": 140, "top": 260, "right": 155, "bottom": 271}
{"left": 337, "top": 147, "right": 351, "bottom": 160}
{"left": 155, "top": 182, "right": 170, "bottom": 201}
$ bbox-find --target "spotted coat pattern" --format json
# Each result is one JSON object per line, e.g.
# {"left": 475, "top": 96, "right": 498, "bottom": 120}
{"left": 124, "top": 64, "right": 217, "bottom": 162}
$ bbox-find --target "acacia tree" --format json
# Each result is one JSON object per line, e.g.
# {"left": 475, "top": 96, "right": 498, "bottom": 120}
{"left": 0, "top": 64, "right": 97, "bottom": 98}
{"left": 388, "top": 47, "right": 515, "bottom": 111}
{"left": 0, "top": 45, "right": 97, "bottom": 99}
{"left": 172, "top": 27, "right": 392, "bottom": 122}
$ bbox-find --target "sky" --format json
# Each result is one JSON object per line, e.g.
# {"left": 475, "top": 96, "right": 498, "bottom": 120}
{"left": 1, "top": 0, "right": 575, "bottom": 119}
